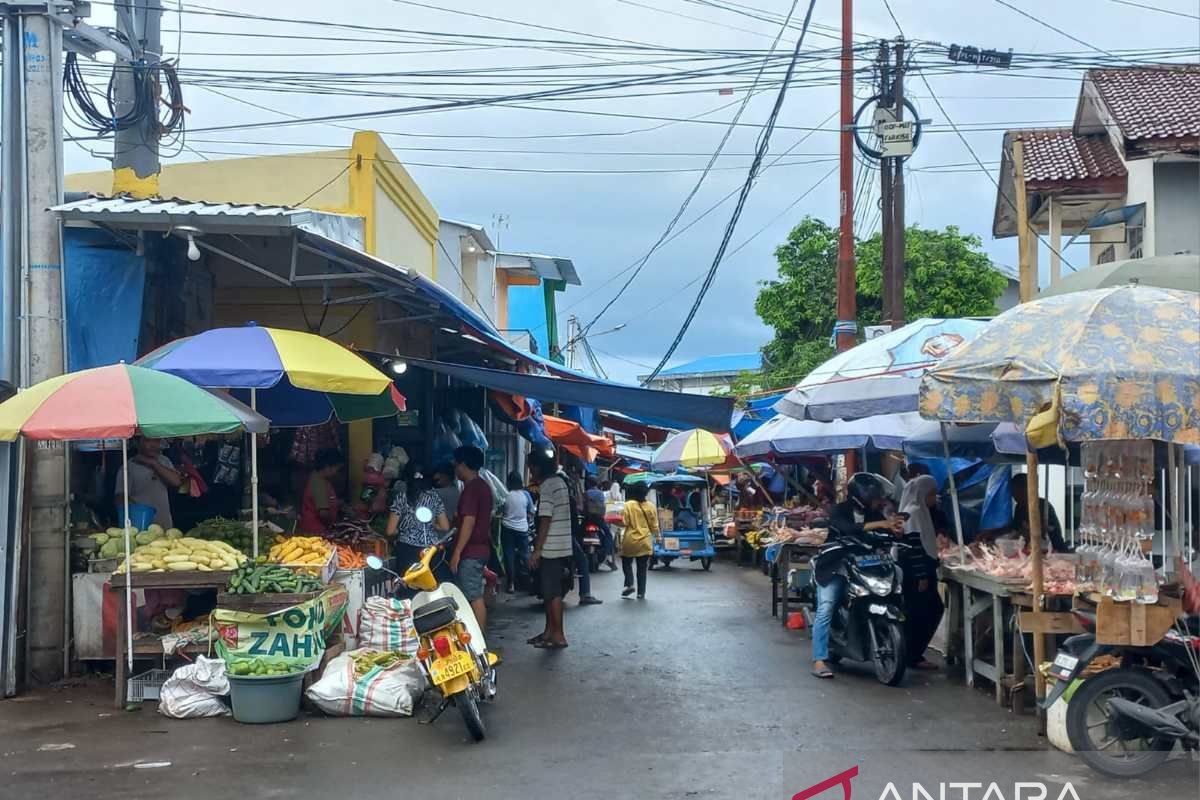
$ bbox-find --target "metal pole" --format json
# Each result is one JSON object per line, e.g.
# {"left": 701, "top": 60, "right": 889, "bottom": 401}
{"left": 112, "top": 0, "right": 163, "bottom": 197}
{"left": 251, "top": 389, "right": 260, "bottom": 559}
{"left": 939, "top": 423, "right": 966, "bottom": 565}
{"left": 121, "top": 443, "right": 133, "bottom": 672}
{"left": 890, "top": 37, "right": 906, "bottom": 327}
{"left": 837, "top": 0, "right": 857, "bottom": 476}
{"left": 877, "top": 40, "right": 892, "bottom": 324}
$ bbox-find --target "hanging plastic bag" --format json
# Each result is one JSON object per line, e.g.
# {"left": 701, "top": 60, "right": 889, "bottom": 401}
{"left": 430, "top": 419, "right": 462, "bottom": 467}
{"left": 479, "top": 468, "right": 509, "bottom": 513}
{"left": 305, "top": 648, "right": 427, "bottom": 717}
{"left": 454, "top": 410, "right": 489, "bottom": 451}
{"left": 358, "top": 597, "right": 419, "bottom": 656}
{"left": 158, "top": 656, "right": 231, "bottom": 719}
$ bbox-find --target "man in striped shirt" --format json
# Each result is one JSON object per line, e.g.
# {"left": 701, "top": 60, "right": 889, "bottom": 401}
{"left": 527, "top": 450, "right": 574, "bottom": 649}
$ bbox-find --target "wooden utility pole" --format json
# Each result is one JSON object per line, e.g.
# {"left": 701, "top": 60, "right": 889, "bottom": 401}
{"left": 1012, "top": 137, "right": 1034, "bottom": 303}
{"left": 889, "top": 38, "right": 906, "bottom": 327}
{"left": 836, "top": 0, "right": 856, "bottom": 354}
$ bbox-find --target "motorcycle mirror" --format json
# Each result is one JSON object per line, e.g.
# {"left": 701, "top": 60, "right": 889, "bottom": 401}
{"left": 365, "top": 555, "right": 384, "bottom": 570}
{"left": 415, "top": 506, "right": 433, "bottom": 524}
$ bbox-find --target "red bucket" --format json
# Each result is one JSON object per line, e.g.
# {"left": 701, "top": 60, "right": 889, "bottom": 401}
{"left": 786, "top": 611, "right": 806, "bottom": 630}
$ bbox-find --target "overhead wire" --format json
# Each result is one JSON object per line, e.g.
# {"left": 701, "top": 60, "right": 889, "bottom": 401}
{"left": 643, "top": 0, "right": 820, "bottom": 382}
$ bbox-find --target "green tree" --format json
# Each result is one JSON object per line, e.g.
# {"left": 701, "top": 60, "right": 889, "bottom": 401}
{"left": 754, "top": 217, "right": 1007, "bottom": 389}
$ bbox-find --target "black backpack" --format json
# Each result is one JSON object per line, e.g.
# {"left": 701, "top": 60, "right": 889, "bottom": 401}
{"left": 557, "top": 470, "right": 585, "bottom": 543}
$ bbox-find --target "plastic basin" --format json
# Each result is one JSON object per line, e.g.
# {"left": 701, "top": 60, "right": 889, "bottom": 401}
{"left": 118, "top": 504, "right": 156, "bottom": 531}
{"left": 228, "top": 673, "right": 304, "bottom": 724}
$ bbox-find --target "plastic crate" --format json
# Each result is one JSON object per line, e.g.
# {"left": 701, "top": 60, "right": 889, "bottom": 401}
{"left": 278, "top": 547, "right": 337, "bottom": 585}
{"left": 127, "top": 668, "right": 172, "bottom": 702}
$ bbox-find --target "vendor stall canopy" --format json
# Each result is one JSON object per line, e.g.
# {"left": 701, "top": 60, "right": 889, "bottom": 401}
{"left": 775, "top": 318, "right": 989, "bottom": 422}
{"left": 920, "top": 285, "right": 1200, "bottom": 446}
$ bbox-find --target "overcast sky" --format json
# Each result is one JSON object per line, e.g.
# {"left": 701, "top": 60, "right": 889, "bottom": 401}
{"left": 63, "top": 0, "right": 1199, "bottom": 383}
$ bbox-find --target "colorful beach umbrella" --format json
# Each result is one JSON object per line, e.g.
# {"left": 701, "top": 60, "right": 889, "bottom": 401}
{"left": 0, "top": 363, "right": 268, "bottom": 441}
{"left": 774, "top": 318, "right": 988, "bottom": 422}
{"left": 919, "top": 286, "right": 1200, "bottom": 446}
{"left": 0, "top": 364, "right": 269, "bottom": 672}
{"left": 138, "top": 324, "right": 401, "bottom": 426}
{"left": 651, "top": 428, "right": 734, "bottom": 472}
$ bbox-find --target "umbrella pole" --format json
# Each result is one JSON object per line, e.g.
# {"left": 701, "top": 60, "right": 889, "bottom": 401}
{"left": 251, "top": 388, "right": 260, "bottom": 559}
{"left": 939, "top": 423, "right": 967, "bottom": 565}
{"left": 1026, "top": 450, "right": 1047, "bottom": 716}
{"left": 121, "top": 442, "right": 133, "bottom": 673}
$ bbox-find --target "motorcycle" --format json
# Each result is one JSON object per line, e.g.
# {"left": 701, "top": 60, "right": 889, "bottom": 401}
{"left": 1043, "top": 609, "right": 1200, "bottom": 778}
{"left": 581, "top": 519, "right": 604, "bottom": 573}
{"left": 366, "top": 509, "right": 499, "bottom": 742}
{"left": 813, "top": 527, "right": 910, "bottom": 686}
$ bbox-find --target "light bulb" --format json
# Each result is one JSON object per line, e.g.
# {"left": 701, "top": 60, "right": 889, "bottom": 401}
{"left": 390, "top": 361, "right": 408, "bottom": 375}
{"left": 186, "top": 234, "right": 201, "bottom": 262}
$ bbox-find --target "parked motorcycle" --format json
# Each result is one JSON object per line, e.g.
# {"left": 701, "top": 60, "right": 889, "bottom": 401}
{"left": 1043, "top": 609, "right": 1200, "bottom": 778}
{"left": 813, "top": 527, "right": 910, "bottom": 686}
{"left": 366, "top": 509, "right": 499, "bottom": 742}
{"left": 581, "top": 519, "right": 604, "bottom": 574}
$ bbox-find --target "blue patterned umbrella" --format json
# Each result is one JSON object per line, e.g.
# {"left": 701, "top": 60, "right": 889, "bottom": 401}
{"left": 919, "top": 286, "right": 1200, "bottom": 446}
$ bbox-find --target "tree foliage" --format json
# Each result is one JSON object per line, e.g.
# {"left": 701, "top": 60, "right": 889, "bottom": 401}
{"left": 754, "top": 217, "right": 1008, "bottom": 390}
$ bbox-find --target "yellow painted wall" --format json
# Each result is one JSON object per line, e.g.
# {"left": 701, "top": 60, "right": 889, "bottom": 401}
{"left": 67, "top": 149, "right": 354, "bottom": 211}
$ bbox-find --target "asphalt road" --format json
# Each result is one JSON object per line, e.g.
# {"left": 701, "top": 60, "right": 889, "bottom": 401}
{"left": 0, "top": 560, "right": 1195, "bottom": 800}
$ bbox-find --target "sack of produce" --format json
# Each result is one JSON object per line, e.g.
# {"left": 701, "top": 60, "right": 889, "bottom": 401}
{"left": 213, "top": 586, "right": 349, "bottom": 669}
{"left": 358, "top": 597, "right": 418, "bottom": 656}
{"left": 305, "top": 648, "right": 426, "bottom": 717}
{"left": 158, "top": 656, "right": 231, "bottom": 719}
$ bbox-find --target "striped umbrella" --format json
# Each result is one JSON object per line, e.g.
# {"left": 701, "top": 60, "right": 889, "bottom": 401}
{"left": 651, "top": 428, "right": 734, "bottom": 472}
{"left": 0, "top": 363, "right": 268, "bottom": 671}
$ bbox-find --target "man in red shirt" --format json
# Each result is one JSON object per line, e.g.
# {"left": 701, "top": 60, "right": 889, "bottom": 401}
{"left": 449, "top": 445, "right": 493, "bottom": 630}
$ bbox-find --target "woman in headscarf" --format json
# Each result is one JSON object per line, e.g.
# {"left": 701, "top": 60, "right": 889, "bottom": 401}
{"left": 897, "top": 473, "right": 944, "bottom": 671}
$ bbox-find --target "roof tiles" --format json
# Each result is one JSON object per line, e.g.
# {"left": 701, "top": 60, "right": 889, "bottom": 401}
{"left": 1011, "top": 128, "right": 1127, "bottom": 190}
{"left": 1088, "top": 65, "right": 1200, "bottom": 142}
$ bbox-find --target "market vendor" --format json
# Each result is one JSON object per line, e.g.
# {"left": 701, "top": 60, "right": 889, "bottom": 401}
{"left": 115, "top": 437, "right": 182, "bottom": 528}
{"left": 298, "top": 448, "right": 343, "bottom": 534}
{"left": 1008, "top": 479, "right": 1072, "bottom": 554}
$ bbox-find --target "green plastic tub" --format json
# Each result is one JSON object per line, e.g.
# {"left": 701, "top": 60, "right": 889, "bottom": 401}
{"left": 228, "top": 672, "right": 304, "bottom": 724}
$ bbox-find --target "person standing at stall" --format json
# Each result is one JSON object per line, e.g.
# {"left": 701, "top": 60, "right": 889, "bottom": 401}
{"left": 620, "top": 482, "right": 659, "bottom": 599}
{"left": 431, "top": 463, "right": 462, "bottom": 517}
{"left": 897, "top": 474, "right": 944, "bottom": 671}
{"left": 298, "top": 448, "right": 344, "bottom": 534}
{"left": 115, "top": 437, "right": 183, "bottom": 528}
{"left": 448, "top": 445, "right": 493, "bottom": 631}
{"left": 387, "top": 462, "right": 451, "bottom": 582}
{"left": 500, "top": 471, "right": 534, "bottom": 593}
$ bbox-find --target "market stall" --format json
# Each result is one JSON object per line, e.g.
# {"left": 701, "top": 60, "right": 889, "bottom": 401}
{"left": 0, "top": 363, "right": 270, "bottom": 705}
{"left": 920, "top": 285, "right": 1200, "bottom": 714}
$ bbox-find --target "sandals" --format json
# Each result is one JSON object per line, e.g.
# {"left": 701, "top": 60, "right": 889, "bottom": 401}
{"left": 811, "top": 666, "right": 835, "bottom": 679}
{"left": 527, "top": 634, "right": 546, "bottom": 645}
{"left": 532, "top": 640, "right": 568, "bottom": 649}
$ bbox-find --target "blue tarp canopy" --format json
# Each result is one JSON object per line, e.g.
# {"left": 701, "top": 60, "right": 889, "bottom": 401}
{"left": 404, "top": 357, "right": 734, "bottom": 433}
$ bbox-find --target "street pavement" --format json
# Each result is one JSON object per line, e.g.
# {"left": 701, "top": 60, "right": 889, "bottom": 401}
{"left": 0, "top": 560, "right": 1195, "bottom": 800}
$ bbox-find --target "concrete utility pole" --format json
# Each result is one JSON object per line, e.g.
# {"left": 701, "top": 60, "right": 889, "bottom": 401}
{"left": 1, "top": 1, "right": 135, "bottom": 686}
{"left": 112, "top": 0, "right": 163, "bottom": 197}
{"left": 889, "top": 38, "right": 906, "bottom": 327}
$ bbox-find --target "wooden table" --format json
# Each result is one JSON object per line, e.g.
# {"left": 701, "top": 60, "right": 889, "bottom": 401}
{"left": 109, "top": 571, "right": 232, "bottom": 708}
{"left": 939, "top": 567, "right": 1036, "bottom": 710}
{"left": 770, "top": 543, "right": 820, "bottom": 631}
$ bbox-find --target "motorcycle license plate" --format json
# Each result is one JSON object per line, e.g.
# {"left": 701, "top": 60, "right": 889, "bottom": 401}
{"left": 429, "top": 651, "right": 474, "bottom": 685}
{"left": 664, "top": 537, "right": 680, "bottom": 551}
{"left": 1050, "top": 652, "right": 1079, "bottom": 681}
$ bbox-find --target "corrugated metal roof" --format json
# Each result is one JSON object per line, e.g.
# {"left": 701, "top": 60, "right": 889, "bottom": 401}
{"left": 55, "top": 195, "right": 304, "bottom": 217}
{"left": 495, "top": 250, "right": 581, "bottom": 286}
{"left": 652, "top": 352, "right": 763, "bottom": 378}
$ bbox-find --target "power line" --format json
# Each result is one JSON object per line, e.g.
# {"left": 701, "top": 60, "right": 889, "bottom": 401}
{"left": 643, "top": 0, "right": 819, "bottom": 383}
{"left": 990, "top": 0, "right": 1127, "bottom": 61}
{"left": 576, "top": 0, "right": 804, "bottom": 339}
{"left": 1106, "top": 0, "right": 1200, "bottom": 18}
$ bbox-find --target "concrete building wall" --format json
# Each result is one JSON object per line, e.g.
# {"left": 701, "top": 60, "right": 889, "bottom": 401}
{"left": 1122, "top": 158, "right": 1157, "bottom": 258}
{"left": 1154, "top": 161, "right": 1200, "bottom": 257}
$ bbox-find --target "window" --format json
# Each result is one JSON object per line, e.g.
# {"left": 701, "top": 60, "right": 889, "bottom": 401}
{"left": 1127, "top": 207, "right": 1145, "bottom": 259}
{"left": 1098, "top": 245, "right": 1116, "bottom": 264}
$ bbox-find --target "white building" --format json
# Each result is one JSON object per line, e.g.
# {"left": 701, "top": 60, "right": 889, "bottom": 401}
{"left": 640, "top": 352, "right": 764, "bottom": 395}
{"left": 993, "top": 65, "right": 1199, "bottom": 283}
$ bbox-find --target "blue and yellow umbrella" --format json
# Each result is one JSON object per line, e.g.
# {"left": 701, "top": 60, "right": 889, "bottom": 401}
{"left": 919, "top": 285, "right": 1200, "bottom": 446}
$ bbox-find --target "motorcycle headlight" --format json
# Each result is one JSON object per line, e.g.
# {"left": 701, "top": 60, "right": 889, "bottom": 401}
{"left": 847, "top": 581, "right": 871, "bottom": 598}
{"left": 861, "top": 573, "right": 894, "bottom": 596}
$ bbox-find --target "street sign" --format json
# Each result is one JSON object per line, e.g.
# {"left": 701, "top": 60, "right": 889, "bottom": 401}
{"left": 864, "top": 325, "right": 893, "bottom": 340}
{"left": 879, "top": 121, "right": 914, "bottom": 158}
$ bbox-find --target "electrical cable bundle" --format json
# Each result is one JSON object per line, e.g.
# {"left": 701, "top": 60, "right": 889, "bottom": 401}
{"left": 65, "top": 49, "right": 185, "bottom": 138}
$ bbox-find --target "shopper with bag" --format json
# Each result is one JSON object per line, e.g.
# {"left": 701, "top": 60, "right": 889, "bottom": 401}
{"left": 527, "top": 450, "right": 574, "bottom": 649}
{"left": 620, "top": 482, "right": 659, "bottom": 599}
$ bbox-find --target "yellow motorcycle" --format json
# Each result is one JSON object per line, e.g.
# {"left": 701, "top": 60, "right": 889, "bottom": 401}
{"left": 367, "top": 515, "right": 499, "bottom": 741}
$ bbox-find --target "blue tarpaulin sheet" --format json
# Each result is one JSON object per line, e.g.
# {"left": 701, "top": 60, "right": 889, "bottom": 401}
{"left": 64, "top": 229, "right": 145, "bottom": 371}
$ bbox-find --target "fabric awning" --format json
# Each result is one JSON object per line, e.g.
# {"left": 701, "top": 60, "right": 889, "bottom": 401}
{"left": 404, "top": 357, "right": 734, "bottom": 432}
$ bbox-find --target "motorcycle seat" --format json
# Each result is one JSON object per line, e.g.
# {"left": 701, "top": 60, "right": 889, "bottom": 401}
{"left": 412, "top": 596, "right": 459, "bottom": 635}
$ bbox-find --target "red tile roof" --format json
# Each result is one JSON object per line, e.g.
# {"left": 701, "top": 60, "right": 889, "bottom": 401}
{"left": 1010, "top": 128, "right": 1127, "bottom": 191}
{"left": 1087, "top": 65, "right": 1200, "bottom": 143}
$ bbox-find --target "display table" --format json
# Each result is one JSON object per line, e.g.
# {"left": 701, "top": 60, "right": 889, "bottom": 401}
{"left": 109, "top": 571, "right": 232, "bottom": 708}
{"left": 769, "top": 543, "right": 820, "bottom": 631}
{"left": 940, "top": 567, "right": 1041, "bottom": 710}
